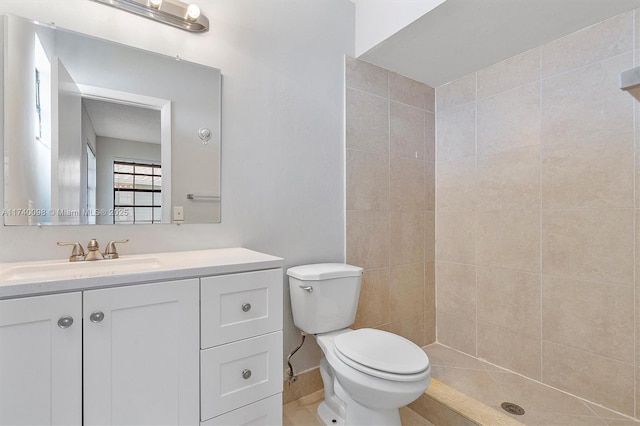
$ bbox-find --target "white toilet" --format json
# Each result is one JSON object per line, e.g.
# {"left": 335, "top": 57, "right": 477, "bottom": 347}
{"left": 287, "top": 263, "right": 431, "bottom": 426}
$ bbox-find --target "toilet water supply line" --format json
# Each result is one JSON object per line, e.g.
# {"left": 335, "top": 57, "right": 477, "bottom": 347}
{"left": 286, "top": 332, "right": 306, "bottom": 383}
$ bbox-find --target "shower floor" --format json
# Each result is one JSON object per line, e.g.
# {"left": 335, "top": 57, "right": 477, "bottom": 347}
{"left": 423, "top": 343, "right": 640, "bottom": 425}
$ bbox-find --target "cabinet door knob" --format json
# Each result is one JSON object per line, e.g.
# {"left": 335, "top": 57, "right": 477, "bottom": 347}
{"left": 57, "top": 316, "right": 74, "bottom": 329}
{"left": 90, "top": 311, "right": 105, "bottom": 323}
{"left": 241, "top": 303, "right": 252, "bottom": 312}
{"left": 242, "top": 369, "right": 252, "bottom": 380}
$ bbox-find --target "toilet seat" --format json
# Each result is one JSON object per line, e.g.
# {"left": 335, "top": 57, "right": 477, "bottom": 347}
{"left": 332, "top": 328, "right": 430, "bottom": 382}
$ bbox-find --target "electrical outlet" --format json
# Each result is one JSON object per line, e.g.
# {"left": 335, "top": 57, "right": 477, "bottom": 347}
{"left": 173, "top": 206, "right": 184, "bottom": 222}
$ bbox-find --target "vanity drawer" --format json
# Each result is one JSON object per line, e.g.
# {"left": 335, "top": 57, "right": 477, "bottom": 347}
{"left": 200, "top": 393, "right": 282, "bottom": 426}
{"left": 201, "top": 268, "right": 282, "bottom": 348}
{"left": 201, "top": 331, "right": 283, "bottom": 421}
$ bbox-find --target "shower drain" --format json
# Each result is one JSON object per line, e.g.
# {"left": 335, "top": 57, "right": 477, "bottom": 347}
{"left": 501, "top": 402, "right": 525, "bottom": 415}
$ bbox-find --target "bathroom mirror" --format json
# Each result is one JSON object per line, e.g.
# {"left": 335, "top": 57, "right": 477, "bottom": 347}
{"left": 2, "top": 14, "right": 221, "bottom": 226}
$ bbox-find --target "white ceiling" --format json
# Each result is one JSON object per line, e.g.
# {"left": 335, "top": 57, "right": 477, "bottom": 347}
{"left": 82, "top": 98, "right": 161, "bottom": 144}
{"left": 359, "top": 0, "right": 640, "bottom": 87}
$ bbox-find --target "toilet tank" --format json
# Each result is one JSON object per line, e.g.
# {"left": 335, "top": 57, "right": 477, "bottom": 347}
{"left": 287, "top": 263, "right": 363, "bottom": 334}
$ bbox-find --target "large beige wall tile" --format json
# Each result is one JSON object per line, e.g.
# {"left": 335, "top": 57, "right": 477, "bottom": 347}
{"left": 425, "top": 261, "right": 436, "bottom": 344}
{"left": 437, "top": 310, "right": 476, "bottom": 356}
{"left": 636, "top": 11, "right": 640, "bottom": 60}
{"left": 436, "top": 73, "right": 476, "bottom": 112}
{"left": 390, "top": 263, "right": 425, "bottom": 346}
{"left": 353, "top": 267, "right": 390, "bottom": 329}
{"left": 636, "top": 210, "right": 640, "bottom": 288}
{"left": 542, "top": 209, "right": 633, "bottom": 285}
{"left": 425, "top": 112, "right": 435, "bottom": 161}
{"left": 390, "top": 211, "right": 424, "bottom": 266}
{"left": 436, "top": 211, "right": 476, "bottom": 265}
{"left": 542, "top": 275, "right": 634, "bottom": 363}
{"left": 636, "top": 132, "right": 640, "bottom": 206}
{"left": 437, "top": 156, "right": 476, "bottom": 212}
{"left": 346, "top": 88, "right": 389, "bottom": 154}
{"left": 425, "top": 86, "right": 435, "bottom": 113}
{"left": 346, "top": 210, "right": 389, "bottom": 270}
{"left": 477, "top": 267, "right": 540, "bottom": 337}
{"left": 477, "top": 82, "right": 541, "bottom": 155}
{"left": 477, "top": 146, "right": 540, "bottom": 211}
{"left": 391, "top": 102, "right": 425, "bottom": 159}
{"left": 637, "top": 368, "right": 640, "bottom": 420}
{"left": 436, "top": 261, "right": 476, "bottom": 320}
{"left": 345, "top": 56, "right": 388, "bottom": 97}
{"left": 425, "top": 211, "right": 435, "bottom": 262}
{"left": 477, "top": 48, "right": 541, "bottom": 99}
{"left": 390, "top": 157, "right": 425, "bottom": 211}
{"left": 389, "top": 72, "right": 428, "bottom": 110}
{"left": 477, "top": 210, "right": 540, "bottom": 273}
{"left": 541, "top": 131, "right": 633, "bottom": 209}
{"left": 542, "top": 11, "right": 633, "bottom": 78}
{"left": 542, "top": 341, "right": 634, "bottom": 416}
{"left": 346, "top": 149, "right": 389, "bottom": 211}
{"left": 541, "top": 54, "right": 633, "bottom": 145}
{"left": 477, "top": 322, "right": 541, "bottom": 380}
{"left": 436, "top": 103, "right": 476, "bottom": 161}
{"left": 425, "top": 161, "right": 435, "bottom": 211}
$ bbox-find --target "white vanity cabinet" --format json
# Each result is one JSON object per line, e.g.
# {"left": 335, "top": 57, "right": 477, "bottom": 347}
{"left": 83, "top": 278, "right": 200, "bottom": 425}
{"left": 0, "top": 292, "right": 83, "bottom": 426}
{"left": 0, "top": 248, "right": 285, "bottom": 426}
{"left": 200, "top": 269, "right": 284, "bottom": 425}
{"left": 0, "top": 279, "right": 199, "bottom": 426}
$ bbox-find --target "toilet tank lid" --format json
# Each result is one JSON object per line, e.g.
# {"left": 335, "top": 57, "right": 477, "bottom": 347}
{"left": 287, "top": 263, "right": 363, "bottom": 280}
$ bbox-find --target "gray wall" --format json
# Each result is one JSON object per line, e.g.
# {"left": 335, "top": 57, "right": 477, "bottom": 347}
{"left": 0, "top": 0, "right": 354, "bottom": 372}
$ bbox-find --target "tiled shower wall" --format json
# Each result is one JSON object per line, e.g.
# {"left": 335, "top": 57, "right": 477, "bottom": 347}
{"left": 345, "top": 57, "right": 436, "bottom": 347}
{"left": 435, "top": 10, "right": 640, "bottom": 417}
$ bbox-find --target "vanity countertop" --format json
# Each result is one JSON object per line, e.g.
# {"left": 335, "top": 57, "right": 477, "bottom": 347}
{"left": 0, "top": 247, "right": 284, "bottom": 299}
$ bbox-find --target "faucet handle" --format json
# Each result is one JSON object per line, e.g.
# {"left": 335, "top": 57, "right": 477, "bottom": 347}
{"left": 57, "top": 241, "right": 85, "bottom": 262}
{"left": 104, "top": 239, "right": 129, "bottom": 259}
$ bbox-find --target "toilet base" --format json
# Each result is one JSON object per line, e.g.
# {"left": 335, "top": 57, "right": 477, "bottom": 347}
{"left": 318, "top": 357, "right": 402, "bottom": 426}
{"left": 317, "top": 401, "right": 345, "bottom": 426}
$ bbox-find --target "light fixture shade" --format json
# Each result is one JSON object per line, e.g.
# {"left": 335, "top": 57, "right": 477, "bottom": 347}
{"left": 90, "top": 0, "right": 209, "bottom": 32}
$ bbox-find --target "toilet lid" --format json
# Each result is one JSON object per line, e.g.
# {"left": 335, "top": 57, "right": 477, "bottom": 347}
{"left": 333, "top": 328, "right": 429, "bottom": 375}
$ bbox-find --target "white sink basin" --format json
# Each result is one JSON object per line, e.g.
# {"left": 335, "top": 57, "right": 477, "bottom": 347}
{"left": 0, "top": 256, "right": 161, "bottom": 282}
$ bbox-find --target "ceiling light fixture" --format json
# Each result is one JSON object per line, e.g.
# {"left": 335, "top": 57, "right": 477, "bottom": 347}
{"left": 90, "top": 0, "right": 209, "bottom": 33}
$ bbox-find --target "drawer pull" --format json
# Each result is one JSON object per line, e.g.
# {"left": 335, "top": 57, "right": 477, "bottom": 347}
{"left": 57, "top": 316, "right": 74, "bottom": 329}
{"left": 242, "top": 369, "right": 252, "bottom": 380}
{"left": 242, "top": 303, "right": 252, "bottom": 312}
{"left": 90, "top": 311, "right": 105, "bottom": 323}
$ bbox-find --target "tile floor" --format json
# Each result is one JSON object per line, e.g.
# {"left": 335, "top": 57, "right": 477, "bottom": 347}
{"left": 424, "top": 343, "right": 640, "bottom": 425}
{"left": 282, "top": 389, "right": 434, "bottom": 426}
{"left": 283, "top": 343, "right": 640, "bottom": 425}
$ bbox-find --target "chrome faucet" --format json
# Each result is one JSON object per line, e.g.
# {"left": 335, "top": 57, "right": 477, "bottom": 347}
{"left": 58, "top": 238, "right": 129, "bottom": 262}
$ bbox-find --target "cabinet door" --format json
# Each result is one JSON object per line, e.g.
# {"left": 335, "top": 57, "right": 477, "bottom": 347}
{"left": 83, "top": 279, "right": 199, "bottom": 426}
{"left": 0, "top": 292, "right": 82, "bottom": 426}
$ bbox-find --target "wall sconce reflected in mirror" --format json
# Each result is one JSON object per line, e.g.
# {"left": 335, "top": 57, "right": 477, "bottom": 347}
{"left": 198, "top": 128, "right": 212, "bottom": 145}
{"left": 90, "top": 0, "right": 209, "bottom": 32}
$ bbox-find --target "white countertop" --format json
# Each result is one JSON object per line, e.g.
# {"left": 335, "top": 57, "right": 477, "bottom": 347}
{"left": 0, "top": 248, "right": 284, "bottom": 299}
